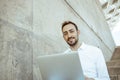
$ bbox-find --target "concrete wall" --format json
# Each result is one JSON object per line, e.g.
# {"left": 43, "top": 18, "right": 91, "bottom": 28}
{"left": 0, "top": 20, "right": 33, "bottom": 80}
{"left": 0, "top": 0, "right": 115, "bottom": 80}
{"left": 0, "top": 0, "right": 33, "bottom": 80}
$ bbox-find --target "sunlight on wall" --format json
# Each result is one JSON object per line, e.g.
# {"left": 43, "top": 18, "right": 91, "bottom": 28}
{"left": 112, "top": 20, "right": 120, "bottom": 46}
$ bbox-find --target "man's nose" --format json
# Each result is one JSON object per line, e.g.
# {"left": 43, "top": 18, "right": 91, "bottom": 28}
{"left": 68, "top": 32, "right": 71, "bottom": 37}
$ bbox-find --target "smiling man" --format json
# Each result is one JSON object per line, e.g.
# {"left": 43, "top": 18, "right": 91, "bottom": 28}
{"left": 61, "top": 21, "right": 110, "bottom": 80}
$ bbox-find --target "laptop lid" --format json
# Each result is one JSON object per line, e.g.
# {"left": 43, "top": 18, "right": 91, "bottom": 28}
{"left": 37, "top": 52, "right": 85, "bottom": 80}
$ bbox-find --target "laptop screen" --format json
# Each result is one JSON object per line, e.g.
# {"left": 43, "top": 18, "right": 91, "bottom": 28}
{"left": 37, "top": 52, "right": 85, "bottom": 80}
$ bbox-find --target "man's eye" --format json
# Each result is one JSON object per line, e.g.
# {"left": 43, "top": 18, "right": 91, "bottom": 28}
{"left": 70, "top": 30, "right": 74, "bottom": 33}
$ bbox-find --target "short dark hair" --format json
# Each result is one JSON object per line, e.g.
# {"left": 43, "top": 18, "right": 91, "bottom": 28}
{"left": 62, "top": 21, "right": 78, "bottom": 31}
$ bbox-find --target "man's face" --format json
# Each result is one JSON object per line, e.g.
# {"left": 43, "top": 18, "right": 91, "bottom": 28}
{"left": 62, "top": 24, "right": 80, "bottom": 46}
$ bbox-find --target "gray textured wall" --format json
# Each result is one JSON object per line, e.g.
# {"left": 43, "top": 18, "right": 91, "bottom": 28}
{"left": 0, "top": 0, "right": 115, "bottom": 80}
{"left": 0, "top": 20, "right": 33, "bottom": 80}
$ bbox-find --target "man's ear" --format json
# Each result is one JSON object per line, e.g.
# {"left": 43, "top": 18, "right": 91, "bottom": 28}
{"left": 77, "top": 30, "right": 80, "bottom": 35}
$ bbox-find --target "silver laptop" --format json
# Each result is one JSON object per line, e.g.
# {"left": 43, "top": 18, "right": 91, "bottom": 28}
{"left": 37, "top": 52, "right": 85, "bottom": 80}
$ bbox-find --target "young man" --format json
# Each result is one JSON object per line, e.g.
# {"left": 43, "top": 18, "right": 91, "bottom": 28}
{"left": 61, "top": 21, "right": 110, "bottom": 80}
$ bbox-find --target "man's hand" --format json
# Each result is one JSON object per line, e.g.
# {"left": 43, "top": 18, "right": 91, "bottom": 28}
{"left": 85, "top": 76, "right": 95, "bottom": 80}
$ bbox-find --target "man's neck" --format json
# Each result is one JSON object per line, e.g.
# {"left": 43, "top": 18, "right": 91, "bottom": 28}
{"left": 70, "top": 41, "right": 82, "bottom": 51}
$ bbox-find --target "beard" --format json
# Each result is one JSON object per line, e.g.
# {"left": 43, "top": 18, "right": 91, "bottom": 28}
{"left": 67, "top": 37, "right": 78, "bottom": 46}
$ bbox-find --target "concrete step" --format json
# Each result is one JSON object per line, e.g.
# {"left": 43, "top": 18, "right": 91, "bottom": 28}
{"left": 108, "top": 66, "right": 120, "bottom": 75}
{"left": 107, "top": 46, "right": 120, "bottom": 80}
{"left": 112, "top": 46, "right": 120, "bottom": 60}
{"left": 110, "top": 75, "right": 120, "bottom": 80}
{"left": 106, "top": 60, "right": 120, "bottom": 67}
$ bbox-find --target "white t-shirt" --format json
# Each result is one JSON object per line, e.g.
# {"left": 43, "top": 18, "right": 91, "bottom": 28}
{"left": 64, "top": 43, "right": 110, "bottom": 80}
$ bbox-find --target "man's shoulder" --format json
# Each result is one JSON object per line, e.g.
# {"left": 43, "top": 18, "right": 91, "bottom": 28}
{"left": 84, "top": 43, "right": 101, "bottom": 51}
{"left": 84, "top": 43, "right": 103, "bottom": 55}
{"left": 83, "top": 43, "right": 104, "bottom": 59}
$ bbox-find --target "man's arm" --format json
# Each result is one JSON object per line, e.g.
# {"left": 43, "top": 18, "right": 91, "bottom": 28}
{"left": 95, "top": 49, "right": 110, "bottom": 80}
